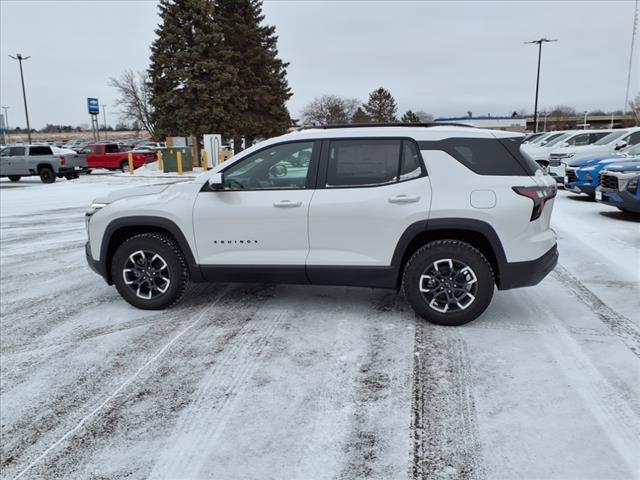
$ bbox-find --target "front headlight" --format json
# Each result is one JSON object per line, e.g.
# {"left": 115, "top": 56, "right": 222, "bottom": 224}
{"left": 86, "top": 202, "right": 109, "bottom": 217}
{"left": 627, "top": 177, "right": 639, "bottom": 194}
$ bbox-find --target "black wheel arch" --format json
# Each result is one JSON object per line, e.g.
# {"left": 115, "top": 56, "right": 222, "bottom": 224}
{"left": 392, "top": 218, "right": 508, "bottom": 289}
{"left": 100, "top": 216, "right": 202, "bottom": 284}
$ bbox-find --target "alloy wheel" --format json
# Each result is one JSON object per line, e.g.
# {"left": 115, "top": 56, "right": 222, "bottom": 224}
{"left": 418, "top": 258, "right": 478, "bottom": 313}
{"left": 122, "top": 250, "right": 171, "bottom": 300}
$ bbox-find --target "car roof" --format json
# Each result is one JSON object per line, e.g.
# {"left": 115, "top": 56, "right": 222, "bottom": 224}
{"left": 283, "top": 125, "right": 523, "bottom": 142}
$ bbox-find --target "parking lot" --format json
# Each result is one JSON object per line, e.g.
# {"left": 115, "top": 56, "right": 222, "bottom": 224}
{"left": 1, "top": 174, "right": 639, "bottom": 479}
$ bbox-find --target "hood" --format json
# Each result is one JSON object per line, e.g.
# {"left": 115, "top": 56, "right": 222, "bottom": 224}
{"left": 568, "top": 152, "right": 626, "bottom": 168}
{"left": 93, "top": 183, "right": 171, "bottom": 204}
{"left": 600, "top": 158, "right": 640, "bottom": 173}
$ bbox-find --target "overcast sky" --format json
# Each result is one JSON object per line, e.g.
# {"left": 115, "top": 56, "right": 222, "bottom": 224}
{"left": 1, "top": 0, "right": 638, "bottom": 129}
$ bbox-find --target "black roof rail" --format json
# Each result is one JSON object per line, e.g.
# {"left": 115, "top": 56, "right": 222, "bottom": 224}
{"left": 300, "top": 122, "right": 475, "bottom": 130}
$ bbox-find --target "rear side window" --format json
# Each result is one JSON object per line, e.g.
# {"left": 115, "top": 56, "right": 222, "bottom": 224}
{"left": 29, "top": 146, "right": 53, "bottom": 156}
{"left": 418, "top": 138, "right": 530, "bottom": 176}
{"left": 589, "top": 132, "right": 609, "bottom": 143}
{"left": 105, "top": 144, "right": 120, "bottom": 153}
{"left": 327, "top": 139, "right": 401, "bottom": 187}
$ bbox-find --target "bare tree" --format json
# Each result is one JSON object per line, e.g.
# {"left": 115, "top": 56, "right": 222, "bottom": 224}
{"left": 301, "top": 94, "right": 361, "bottom": 125}
{"left": 108, "top": 70, "right": 156, "bottom": 139}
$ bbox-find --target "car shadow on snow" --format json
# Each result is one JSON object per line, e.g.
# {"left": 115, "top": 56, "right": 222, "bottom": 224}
{"left": 598, "top": 210, "right": 640, "bottom": 222}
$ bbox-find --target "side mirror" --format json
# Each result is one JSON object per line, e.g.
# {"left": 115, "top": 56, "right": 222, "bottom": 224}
{"left": 614, "top": 141, "right": 628, "bottom": 150}
{"left": 208, "top": 172, "right": 224, "bottom": 190}
{"left": 540, "top": 141, "right": 548, "bottom": 146}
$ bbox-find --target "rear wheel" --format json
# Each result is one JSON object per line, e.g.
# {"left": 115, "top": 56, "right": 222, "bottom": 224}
{"left": 121, "top": 161, "right": 130, "bottom": 173}
{"left": 403, "top": 240, "right": 494, "bottom": 326}
{"left": 39, "top": 167, "right": 56, "bottom": 184}
{"left": 112, "top": 233, "right": 189, "bottom": 309}
{"left": 8, "top": 175, "right": 21, "bottom": 182}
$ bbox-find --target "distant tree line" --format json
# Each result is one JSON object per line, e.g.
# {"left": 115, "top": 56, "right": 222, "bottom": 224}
{"left": 301, "top": 87, "right": 433, "bottom": 126}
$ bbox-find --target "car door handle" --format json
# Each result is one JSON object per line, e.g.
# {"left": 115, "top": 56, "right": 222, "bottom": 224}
{"left": 273, "top": 200, "right": 303, "bottom": 208}
{"left": 388, "top": 195, "right": 420, "bottom": 204}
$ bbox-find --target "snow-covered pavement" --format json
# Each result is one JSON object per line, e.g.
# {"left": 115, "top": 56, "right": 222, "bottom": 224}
{"left": 1, "top": 175, "right": 639, "bottom": 480}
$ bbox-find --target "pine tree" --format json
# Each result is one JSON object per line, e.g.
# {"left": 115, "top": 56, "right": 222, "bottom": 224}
{"left": 215, "top": 0, "right": 292, "bottom": 146}
{"left": 148, "top": 0, "right": 244, "bottom": 140}
{"left": 364, "top": 87, "right": 398, "bottom": 123}
{"left": 351, "top": 107, "right": 370, "bottom": 124}
{"left": 401, "top": 110, "right": 421, "bottom": 123}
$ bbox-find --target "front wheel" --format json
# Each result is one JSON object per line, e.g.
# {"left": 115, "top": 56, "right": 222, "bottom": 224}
{"left": 112, "top": 233, "right": 190, "bottom": 309}
{"left": 403, "top": 240, "right": 494, "bottom": 326}
{"left": 8, "top": 175, "right": 21, "bottom": 182}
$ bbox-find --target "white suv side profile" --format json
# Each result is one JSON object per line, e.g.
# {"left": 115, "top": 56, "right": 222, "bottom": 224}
{"left": 85, "top": 125, "right": 558, "bottom": 326}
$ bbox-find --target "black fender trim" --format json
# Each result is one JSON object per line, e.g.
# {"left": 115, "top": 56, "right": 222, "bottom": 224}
{"left": 390, "top": 218, "right": 509, "bottom": 289}
{"left": 98, "top": 216, "right": 202, "bottom": 284}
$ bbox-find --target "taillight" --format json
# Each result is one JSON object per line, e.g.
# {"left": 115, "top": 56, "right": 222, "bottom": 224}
{"left": 59, "top": 156, "right": 65, "bottom": 166}
{"left": 512, "top": 185, "right": 557, "bottom": 221}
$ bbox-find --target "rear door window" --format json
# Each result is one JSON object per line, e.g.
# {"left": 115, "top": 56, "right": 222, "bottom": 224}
{"left": 326, "top": 139, "right": 402, "bottom": 187}
{"left": 28, "top": 146, "right": 53, "bottom": 155}
{"left": 105, "top": 144, "right": 120, "bottom": 153}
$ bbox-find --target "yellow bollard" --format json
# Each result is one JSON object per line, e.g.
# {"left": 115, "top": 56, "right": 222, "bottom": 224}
{"left": 177, "top": 151, "right": 183, "bottom": 176}
{"left": 157, "top": 151, "right": 164, "bottom": 172}
{"left": 201, "top": 150, "right": 208, "bottom": 170}
{"left": 128, "top": 152, "right": 134, "bottom": 175}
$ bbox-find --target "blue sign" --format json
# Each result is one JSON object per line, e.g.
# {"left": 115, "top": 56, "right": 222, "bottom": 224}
{"left": 87, "top": 98, "right": 100, "bottom": 115}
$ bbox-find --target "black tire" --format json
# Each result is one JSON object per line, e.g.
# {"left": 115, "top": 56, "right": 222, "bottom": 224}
{"left": 39, "top": 167, "right": 56, "bottom": 184}
{"left": 617, "top": 207, "right": 630, "bottom": 213}
{"left": 112, "top": 233, "right": 190, "bottom": 309}
{"left": 121, "top": 161, "right": 130, "bottom": 173}
{"left": 403, "top": 240, "right": 494, "bottom": 326}
{"left": 8, "top": 176, "right": 21, "bottom": 182}
{"left": 64, "top": 173, "right": 79, "bottom": 180}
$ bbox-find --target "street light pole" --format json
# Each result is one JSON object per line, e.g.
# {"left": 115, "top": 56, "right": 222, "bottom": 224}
{"left": 525, "top": 38, "right": 557, "bottom": 133}
{"left": 101, "top": 104, "right": 107, "bottom": 131}
{"left": 8, "top": 54, "right": 32, "bottom": 144}
{"left": 1, "top": 106, "right": 8, "bottom": 143}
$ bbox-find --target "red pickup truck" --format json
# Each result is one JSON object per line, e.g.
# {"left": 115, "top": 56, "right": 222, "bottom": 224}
{"left": 79, "top": 143, "right": 156, "bottom": 172}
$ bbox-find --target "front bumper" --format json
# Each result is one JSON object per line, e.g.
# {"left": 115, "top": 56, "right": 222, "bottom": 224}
{"left": 85, "top": 241, "right": 109, "bottom": 282}
{"left": 597, "top": 188, "right": 640, "bottom": 213}
{"left": 498, "top": 244, "right": 559, "bottom": 290}
{"left": 565, "top": 182, "right": 595, "bottom": 195}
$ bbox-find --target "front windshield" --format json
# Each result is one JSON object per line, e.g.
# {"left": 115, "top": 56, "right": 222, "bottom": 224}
{"left": 594, "top": 130, "right": 626, "bottom": 145}
{"left": 528, "top": 134, "right": 549, "bottom": 144}
{"left": 545, "top": 133, "right": 570, "bottom": 147}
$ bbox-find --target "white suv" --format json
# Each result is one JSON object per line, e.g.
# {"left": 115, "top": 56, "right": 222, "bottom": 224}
{"left": 85, "top": 125, "right": 558, "bottom": 326}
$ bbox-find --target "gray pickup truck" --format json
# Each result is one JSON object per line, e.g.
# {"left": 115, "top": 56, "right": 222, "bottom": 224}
{"left": 0, "top": 144, "right": 86, "bottom": 183}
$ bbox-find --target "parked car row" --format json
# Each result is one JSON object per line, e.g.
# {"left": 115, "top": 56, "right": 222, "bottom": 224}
{"left": 561, "top": 143, "right": 640, "bottom": 213}
{"left": 0, "top": 142, "right": 157, "bottom": 183}
{"left": 522, "top": 127, "right": 640, "bottom": 183}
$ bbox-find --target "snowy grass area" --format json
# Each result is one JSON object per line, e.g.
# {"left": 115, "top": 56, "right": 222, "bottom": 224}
{"left": 112, "top": 161, "right": 205, "bottom": 178}
{"left": 1, "top": 176, "right": 639, "bottom": 479}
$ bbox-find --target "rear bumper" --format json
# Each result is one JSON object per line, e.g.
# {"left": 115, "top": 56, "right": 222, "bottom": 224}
{"left": 498, "top": 244, "right": 558, "bottom": 290}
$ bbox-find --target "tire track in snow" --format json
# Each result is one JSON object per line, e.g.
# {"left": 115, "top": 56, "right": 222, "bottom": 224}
{"left": 553, "top": 263, "right": 640, "bottom": 358}
{"left": 524, "top": 289, "right": 640, "bottom": 474}
{"left": 339, "top": 293, "right": 404, "bottom": 480}
{"left": 6, "top": 286, "right": 235, "bottom": 480}
{"left": 148, "top": 293, "right": 287, "bottom": 480}
{"left": 410, "top": 322, "right": 486, "bottom": 480}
